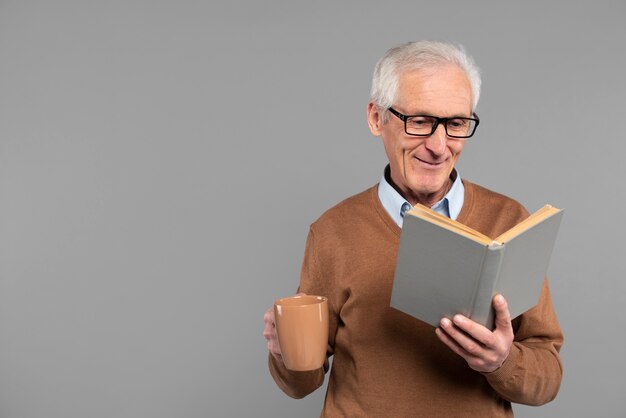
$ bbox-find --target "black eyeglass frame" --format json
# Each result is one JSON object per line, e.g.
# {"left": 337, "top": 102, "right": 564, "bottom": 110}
{"left": 387, "top": 107, "right": 480, "bottom": 138}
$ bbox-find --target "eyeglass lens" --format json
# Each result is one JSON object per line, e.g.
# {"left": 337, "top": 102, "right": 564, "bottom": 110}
{"left": 406, "top": 116, "right": 476, "bottom": 138}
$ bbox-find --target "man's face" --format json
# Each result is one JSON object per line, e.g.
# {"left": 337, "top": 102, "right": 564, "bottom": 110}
{"left": 367, "top": 65, "right": 473, "bottom": 206}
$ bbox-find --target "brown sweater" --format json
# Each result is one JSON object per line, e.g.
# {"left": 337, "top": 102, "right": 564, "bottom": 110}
{"left": 269, "top": 180, "right": 563, "bottom": 417}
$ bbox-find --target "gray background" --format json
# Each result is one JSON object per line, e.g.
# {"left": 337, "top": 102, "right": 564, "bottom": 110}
{"left": 0, "top": 1, "right": 624, "bottom": 417}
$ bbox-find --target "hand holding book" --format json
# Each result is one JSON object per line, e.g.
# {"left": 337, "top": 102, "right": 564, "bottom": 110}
{"left": 390, "top": 204, "right": 563, "bottom": 330}
{"left": 435, "top": 294, "right": 515, "bottom": 373}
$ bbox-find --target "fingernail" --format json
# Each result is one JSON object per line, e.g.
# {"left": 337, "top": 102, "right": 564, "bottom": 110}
{"left": 453, "top": 315, "right": 464, "bottom": 325}
{"left": 441, "top": 318, "right": 451, "bottom": 328}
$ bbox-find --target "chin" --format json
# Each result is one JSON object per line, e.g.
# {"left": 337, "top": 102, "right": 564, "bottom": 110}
{"left": 408, "top": 175, "right": 448, "bottom": 195}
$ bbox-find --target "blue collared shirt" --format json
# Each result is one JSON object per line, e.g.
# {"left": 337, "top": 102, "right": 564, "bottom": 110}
{"left": 378, "top": 167, "right": 465, "bottom": 228}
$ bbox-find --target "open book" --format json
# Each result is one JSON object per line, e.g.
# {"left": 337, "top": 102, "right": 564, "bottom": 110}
{"left": 390, "top": 204, "right": 563, "bottom": 330}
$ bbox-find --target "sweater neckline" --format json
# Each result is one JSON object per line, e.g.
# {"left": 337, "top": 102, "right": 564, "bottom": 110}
{"left": 371, "top": 185, "right": 402, "bottom": 237}
{"left": 371, "top": 180, "right": 476, "bottom": 235}
{"left": 456, "top": 179, "right": 475, "bottom": 225}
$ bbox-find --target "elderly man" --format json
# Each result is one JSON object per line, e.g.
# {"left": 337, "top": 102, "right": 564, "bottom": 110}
{"left": 263, "top": 41, "right": 563, "bottom": 417}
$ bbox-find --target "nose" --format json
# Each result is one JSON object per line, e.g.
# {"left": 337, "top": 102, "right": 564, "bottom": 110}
{"left": 423, "top": 124, "right": 447, "bottom": 156}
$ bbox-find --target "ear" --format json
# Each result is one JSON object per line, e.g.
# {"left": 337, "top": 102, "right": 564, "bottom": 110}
{"left": 367, "top": 102, "right": 383, "bottom": 136}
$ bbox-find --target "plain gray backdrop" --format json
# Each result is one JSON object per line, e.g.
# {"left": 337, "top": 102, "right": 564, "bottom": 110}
{"left": 1, "top": 1, "right": 624, "bottom": 417}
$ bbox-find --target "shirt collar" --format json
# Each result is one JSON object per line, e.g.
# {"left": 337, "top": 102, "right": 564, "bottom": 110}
{"left": 377, "top": 165, "right": 465, "bottom": 227}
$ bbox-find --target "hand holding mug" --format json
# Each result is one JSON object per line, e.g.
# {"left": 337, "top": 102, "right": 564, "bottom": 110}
{"left": 264, "top": 294, "right": 329, "bottom": 371}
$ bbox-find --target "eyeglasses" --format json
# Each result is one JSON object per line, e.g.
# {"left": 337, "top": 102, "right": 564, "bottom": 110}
{"left": 388, "top": 107, "right": 480, "bottom": 138}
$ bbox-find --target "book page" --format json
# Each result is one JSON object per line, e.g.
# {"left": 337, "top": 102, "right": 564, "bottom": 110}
{"left": 409, "top": 204, "right": 493, "bottom": 245}
{"left": 495, "top": 205, "right": 561, "bottom": 244}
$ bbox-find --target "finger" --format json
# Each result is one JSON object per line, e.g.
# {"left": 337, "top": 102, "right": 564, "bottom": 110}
{"left": 435, "top": 326, "right": 461, "bottom": 354}
{"left": 435, "top": 324, "right": 478, "bottom": 361}
{"left": 449, "top": 314, "right": 496, "bottom": 348}
{"left": 440, "top": 317, "right": 488, "bottom": 358}
{"left": 492, "top": 294, "right": 513, "bottom": 333}
{"left": 263, "top": 321, "right": 275, "bottom": 339}
{"left": 267, "top": 338, "right": 283, "bottom": 358}
{"left": 264, "top": 327, "right": 282, "bottom": 356}
{"left": 263, "top": 307, "right": 275, "bottom": 325}
{"left": 263, "top": 308, "right": 276, "bottom": 340}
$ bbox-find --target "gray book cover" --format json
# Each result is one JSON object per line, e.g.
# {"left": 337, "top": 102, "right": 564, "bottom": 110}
{"left": 390, "top": 209, "right": 563, "bottom": 330}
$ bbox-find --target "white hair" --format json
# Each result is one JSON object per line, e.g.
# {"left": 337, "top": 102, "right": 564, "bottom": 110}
{"left": 370, "top": 41, "right": 481, "bottom": 121}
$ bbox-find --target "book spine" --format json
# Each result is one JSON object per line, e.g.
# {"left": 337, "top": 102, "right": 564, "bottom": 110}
{"left": 470, "top": 245, "right": 505, "bottom": 330}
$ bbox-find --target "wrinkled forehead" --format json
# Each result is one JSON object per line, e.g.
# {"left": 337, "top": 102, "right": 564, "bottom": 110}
{"left": 395, "top": 65, "right": 473, "bottom": 115}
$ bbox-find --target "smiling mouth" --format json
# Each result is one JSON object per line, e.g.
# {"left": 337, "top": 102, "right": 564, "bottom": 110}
{"left": 415, "top": 157, "right": 446, "bottom": 166}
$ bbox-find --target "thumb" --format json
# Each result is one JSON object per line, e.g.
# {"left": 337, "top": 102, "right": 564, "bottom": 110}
{"left": 493, "top": 294, "right": 513, "bottom": 333}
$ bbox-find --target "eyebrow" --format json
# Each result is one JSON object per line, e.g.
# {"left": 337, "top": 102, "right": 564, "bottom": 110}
{"left": 405, "top": 111, "right": 473, "bottom": 118}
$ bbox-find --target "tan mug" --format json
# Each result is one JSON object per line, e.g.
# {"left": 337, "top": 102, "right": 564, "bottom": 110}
{"left": 274, "top": 295, "right": 329, "bottom": 371}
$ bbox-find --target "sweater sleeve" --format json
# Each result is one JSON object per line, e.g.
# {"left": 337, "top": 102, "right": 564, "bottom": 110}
{"left": 268, "top": 227, "right": 336, "bottom": 398}
{"left": 483, "top": 278, "right": 564, "bottom": 405}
